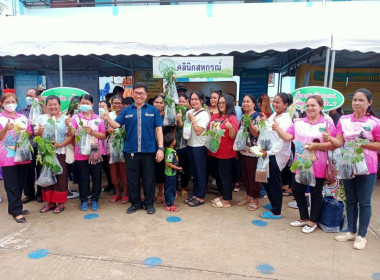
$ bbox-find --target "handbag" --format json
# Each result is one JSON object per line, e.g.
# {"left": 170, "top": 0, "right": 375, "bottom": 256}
{"left": 325, "top": 151, "right": 336, "bottom": 182}
{"left": 318, "top": 196, "right": 344, "bottom": 233}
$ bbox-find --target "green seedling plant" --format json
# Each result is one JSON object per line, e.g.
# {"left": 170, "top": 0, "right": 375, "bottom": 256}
{"left": 110, "top": 127, "right": 126, "bottom": 150}
{"left": 341, "top": 136, "right": 369, "bottom": 163}
{"left": 16, "top": 132, "right": 34, "bottom": 153}
{"left": 290, "top": 158, "right": 313, "bottom": 172}
{"left": 74, "top": 119, "right": 88, "bottom": 144}
{"left": 242, "top": 114, "right": 253, "bottom": 133}
{"left": 176, "top": 105, "right": 187, "bottom": 121}
{"left": 33, "top": 136, "right": 61, "bottom": 173}
{"left": 202, "top": 122, "right": 225, "bottom": 152}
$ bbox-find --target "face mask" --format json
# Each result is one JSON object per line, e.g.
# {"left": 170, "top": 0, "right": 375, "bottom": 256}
{"left": 99, "top": 108, "right": 105, "bottom": 114}
{"left": 4, "top": 104, "right": 17, "bottom": 112}
{"left": 78, "top": 105, "right": 92, "bottom": 112}
{"left": 26, "top": 97, "right": 34, "bottom": 106}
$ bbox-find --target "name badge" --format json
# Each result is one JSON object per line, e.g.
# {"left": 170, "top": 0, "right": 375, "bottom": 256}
{"left": 145, "top": 113, "right": 154, "bottom": 117}
{"left": 125, "top": 114, "right": 133, "bottom": 119}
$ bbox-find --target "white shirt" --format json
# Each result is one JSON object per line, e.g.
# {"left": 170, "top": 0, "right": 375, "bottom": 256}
{"left": 258, "top": 112, "right": 292, "bottom": 170}
{"left": 186, "top": 109, "right": 210, "bottom": 147}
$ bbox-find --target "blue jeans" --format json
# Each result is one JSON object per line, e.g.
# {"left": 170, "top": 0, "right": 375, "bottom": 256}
{"left": 187, "top": 146, "right": 207, "bottom": 199}
{"left": 164, "top": 175, "right": 177, "bottom": 206}
{"left": 343, "top": 173, "right": 377, "bottom": 237}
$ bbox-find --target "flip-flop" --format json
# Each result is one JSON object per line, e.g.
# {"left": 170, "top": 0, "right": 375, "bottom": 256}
{"left": 259, "top": 210, "right": 282, "bottom": 219}
{"left": 236, "top": 199, "right": 253, "bottom": 206}
{"left": 53, "top": 206, "right": 65, "bottom": 214}
{"left": 264, "top": 203, "right": 273, "bottom": 210}
{"left": 165, "top": 206, "right": 180, "bottom": 212}
{"left": 110, "top": 195, "right": 122, "bottom": 203}
{"left": 212, "top": 200, "right": 231, "bottom": 208}
{"left": 121, "top": 196, "right": 129, "bottom": 204}
{"left": 247, "top": 202, "right": 259, "bottom": 211}
{"left": 40, "top": 204, "right": 55, "bottom": 213}
{"left": 188, "top": 198, "right": 204, "bottom": 207}
{"left": 184, "top": 196, "right": 196, "bottom": 204}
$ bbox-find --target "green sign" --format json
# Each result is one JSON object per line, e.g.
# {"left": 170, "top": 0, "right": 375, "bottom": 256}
{"left": 290, "top": 86, "right": 345, "bottom": 111}
{"left": 41, "top": 87, "right": 88, "bottom": 112}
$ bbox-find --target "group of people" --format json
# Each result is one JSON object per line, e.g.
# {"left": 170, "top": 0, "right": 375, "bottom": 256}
{"left": 0, "top": 83, "right": 379, "bottom": 251}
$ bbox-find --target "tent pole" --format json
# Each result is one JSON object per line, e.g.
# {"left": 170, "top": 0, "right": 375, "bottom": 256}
{"left": 323, "top": 48, "right": 330, "bottom": 87}
{"left": 59, "top": 56, "right": 63, "bottom": 87}
{"left": 328, "top": 50, "right": 336, "bottom": 88}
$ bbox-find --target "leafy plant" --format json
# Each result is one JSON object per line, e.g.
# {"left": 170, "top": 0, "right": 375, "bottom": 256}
{"left": 202, "top": 122, "right": 225, "bottom": 152}
{"left": 33, "top": 136, "right": 61, "bottom": 173}
{"left": 162, "top": 67, "right": 176, "bottom": 86}
{"left": 164, "top": 95, "right": 174, "bottom": 107}
{"left": 341, "top": 136, "right": 369, "bottom": 163}
{"left": 175, "top": 105, "right": 187, "bottom": 121}
{"left": 74, "top": 119, "right": 88, "bottom": 143}
{"left": 290, "top": 159, "right": 313, "bottom": 172}
{"left": 16, "top": 132, "right": 34, "bottom": 153}
{"left": 242, "top": 114, "right": 253, "bottom": 132}
{"left": 257, "top": 120, "right": 267, "bottom": 130}
{"left": 110, "top": 127, "right": 126, "bottom": 150}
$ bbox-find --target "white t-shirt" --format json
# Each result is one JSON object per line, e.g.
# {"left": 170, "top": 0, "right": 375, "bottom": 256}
{"left": 186, "top": 109, "right": 210, "bottom": 147}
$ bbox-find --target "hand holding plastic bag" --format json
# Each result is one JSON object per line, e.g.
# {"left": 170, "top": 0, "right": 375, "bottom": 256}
{"left": 255, "top": 156, "right": 269, "bottom": 183}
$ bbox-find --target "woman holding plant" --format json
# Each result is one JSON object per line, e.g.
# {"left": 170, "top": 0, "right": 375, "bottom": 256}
{"left": 256, "top": 93, "right": 293, "bottom": 219}
{"left": 0, "top": 92, "right": 32, "bottom": 223}
{"left": 35, "top": 95, "right": 74, "bottom": 214}
{"left": 106, "top": 95, "right": 128, "bottom": 204}
{"left": 273, "top": 95, "right": 335, "bottom": 233}
{"left": 236, "top": 94, "right": 261, "bottom": 211}
{"left": 326, "top": 88, "right": 380, "bottom": 249}
{"left": 185, "top": 90, "right": 210, "bottom": 207}
{"left": 208, "top": 94, "right": 239, "bottom": 208}
{"left": 67, "top": 94, "right": 106, "bottom": 211}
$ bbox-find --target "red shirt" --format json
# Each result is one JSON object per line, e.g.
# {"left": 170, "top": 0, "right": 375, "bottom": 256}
{"left": 208, "top": 113, "right": 239, "bottom": 159}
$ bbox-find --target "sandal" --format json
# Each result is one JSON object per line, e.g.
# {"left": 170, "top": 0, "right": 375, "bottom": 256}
{"left": 40, "top": 204, "right": 55, "bottom": 213}
{"left": 180, "top": 189, "right": 188, "bottom": 198}
{"left": 212, "top": 200, "right": 231, "bottom": 208}
{"left": 156, "top": 195, "right": 164, "bottom": 204}
{"left": 264, "top": 203, "right": 273, "bottom": 210}
{"left": 13, "top": 216, "right": 26, "bottom": 223}
{"left": 247, "top": 202, "right": 259, "bottom": 211}
{"left": 236, "top": 198, "right": 253, "bottom": 206}
{"left": 165, "top": 205, "right": 179, "bottom": 212}
{"left": 53, "top": 205, "right": 65, "bottom": 214}
{"left": 121, "top": 196, "right": 129, "bottom": 204}
{"left": 259, "top": 210, "right": 281, "bottom": 219}
{"left": 164, "top": 202, "right": 177, "bottom": 207}
{"left": 188, "top": 198, "right": 205, "bottom": 207}
{"left": 210, "top": 197, "right": 221, "bottom": 204}
{"left": 110, "top": 195, "right": 121, "bottom": 203}
{"left": 184, "top": 196, "right": 196, "bottom": 204}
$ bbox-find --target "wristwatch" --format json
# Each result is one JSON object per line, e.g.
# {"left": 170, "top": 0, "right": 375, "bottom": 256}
{"left": 158, "top": 147, "right": 164, "bottom": 152}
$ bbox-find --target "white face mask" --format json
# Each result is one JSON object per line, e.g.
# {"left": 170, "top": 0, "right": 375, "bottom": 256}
{"left": 4, "top": 104, "right": 17, "bottom": 112}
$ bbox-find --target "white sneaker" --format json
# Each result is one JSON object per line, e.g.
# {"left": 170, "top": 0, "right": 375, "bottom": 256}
{"left": 353, "top": 236, "right": 367, "bottom": 250}
{"left": 334, "top": 232, "right": 357, "bottom": 242}
{"left": 290, "top": 220, "right": 309, "bottom": 227}
{"left": 302, "top": 224, "right": 317, "bottom": 234}
{"left": 288, "top": 201, "right": 298, "bottom": 209}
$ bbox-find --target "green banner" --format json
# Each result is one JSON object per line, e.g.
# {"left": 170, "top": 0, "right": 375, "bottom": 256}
{"left": 41, "top": 87, "right": 88, "bottom": 112}
{"left": 290, "top": 86, "right": 345, "bottom": 111}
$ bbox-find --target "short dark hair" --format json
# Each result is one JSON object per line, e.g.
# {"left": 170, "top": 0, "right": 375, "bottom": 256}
{"left": 113, "top": 86, "right": 124, "bottom": 95}
{"left": 100, "top": 100, "right": 111, "bottom": 109}
{"left": 27, "top": 88, "right": 40, "bottom": 97}
{"left": 190, "top": 90, "right": 204, "bottom": 102}
{"left": 164, "top": 132, "right": 175, "bottom": 148}
{"left": 133, "top": 83, "right": 148, "bottom": 93}
{"left": 123, "top": 97, "right": 134, "bottom": 106}
{"left": 275, "top": 92, "right": 293, "bottom": 107}
{"left": 179, "top": 93, "right": 189, "bottom": 101}
{"left": 80, "top": 94, "right": 94, "bottom": 104}
{"left": 46, "top": 95, "right": 61, "bottom": 105}
{"left": 244, "top": 94, "right": 256, "bottom": 104}
{"left": 153, "top": 94, "right": 165, "bottom": 102}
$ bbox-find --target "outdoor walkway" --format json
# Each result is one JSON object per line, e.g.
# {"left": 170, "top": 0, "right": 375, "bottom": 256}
{"left": 0, "top": 179, "right": 379, "bottom": 280}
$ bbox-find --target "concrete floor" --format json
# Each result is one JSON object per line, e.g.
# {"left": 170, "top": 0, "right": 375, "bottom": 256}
{"left": 0, "top": 179, "right": 379, "bottom": 280}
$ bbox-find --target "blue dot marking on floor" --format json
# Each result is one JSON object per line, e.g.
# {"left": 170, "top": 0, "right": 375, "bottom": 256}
{"left": 372, "top": 272, "right": 380, "bottom": 280}
{"left": 256, "top": 263, "right": 274, "bottom": 274}
{"left": 251, "top": 220, "right": 268, "bottom": 227}
{"left": 143, "top": 257, "right": 162, "bottom": 268}
{"left": 28, "top": 249, "right": 49, "bottom": 259}
{"left": 166, "top": 216, "right": 181, "bottom": 223}
{"left": 84, "top": 214, "right": 99, "bottom": 220}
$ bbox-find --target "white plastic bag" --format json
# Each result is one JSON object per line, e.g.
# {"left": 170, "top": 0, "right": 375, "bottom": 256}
{"left": 52, "top": 156, "right": 63, "bottom": 176}
{"left": 14, "top": 133, "right": 32, "bottom": 162}
{"left": 295, "top": 151, "right": 316, "bottom": 187}
{"left": 108, "top": 137, "right": 125, "bottom": 164}
{"left": 255, "top": 156, "right": 269, "bottom": 183}
{"left": 163, "top": 102, "right": 177, "bottom": 126}
{"left": 36, "top": 165, "right": 57, "bottom": 187}
{"left": 79, "top": 134, "right": 91, "bottom": 155}
{"left": 233, "top": 126, "right": 247, "bottom": 151}
{"left": 183, "top": 118, "right": 192, "bottom": 140}
{"left": 258, "top": 128, "right": 272, "bottom": 151}
{"left": 29, "top": 101, "right": 42, "bottom": 126}
{"left": 168, "top": 82, "right": 179, "bottom": 104}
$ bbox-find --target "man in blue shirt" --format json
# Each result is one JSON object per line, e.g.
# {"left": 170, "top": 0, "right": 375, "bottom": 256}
{"left": 103, "top": 83, "right": 164, "bottom": 215}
